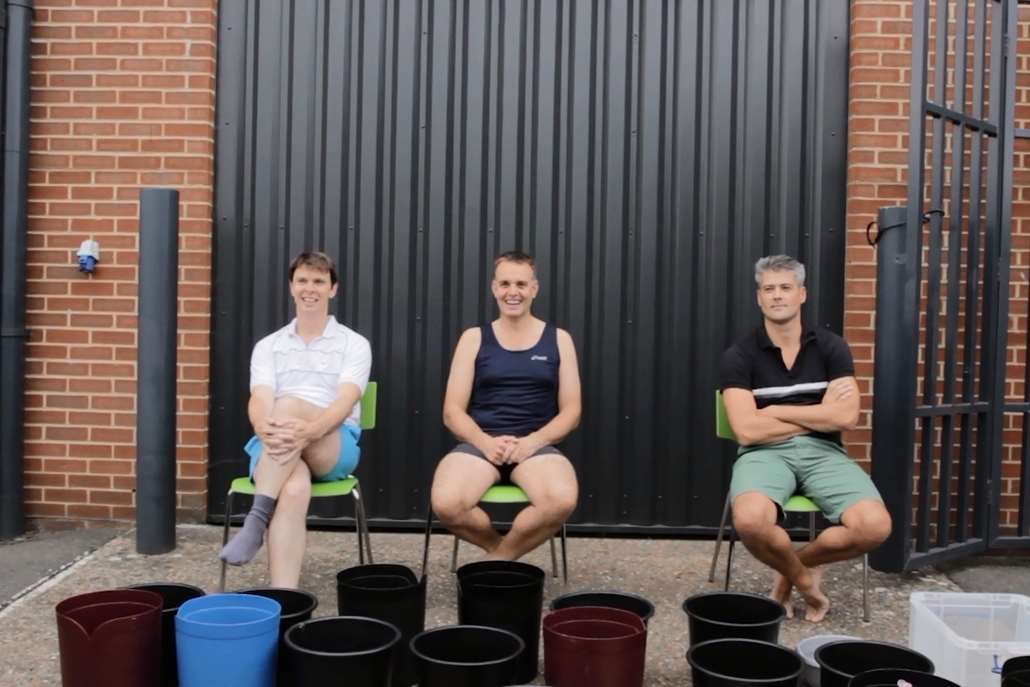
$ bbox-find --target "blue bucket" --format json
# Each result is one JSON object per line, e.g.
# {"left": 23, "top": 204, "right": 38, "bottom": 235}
{"left": 175, "top": 593, "right": 281, "bottom": 687}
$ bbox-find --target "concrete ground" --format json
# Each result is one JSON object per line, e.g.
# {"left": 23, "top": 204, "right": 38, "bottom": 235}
{"left": 0, "top": 522, "right": 971, "bottom": 686}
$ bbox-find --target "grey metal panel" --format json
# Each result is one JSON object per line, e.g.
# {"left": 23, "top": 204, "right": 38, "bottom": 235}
{"left": 210, "top": 0, "right": 851, "bottom": 531}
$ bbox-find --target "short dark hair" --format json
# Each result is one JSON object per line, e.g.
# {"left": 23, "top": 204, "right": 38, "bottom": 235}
{"left": 493, "top": 250, "right": 535, "bottom": 273}
{"left": 288, "top": 251, "right": 338, "bottom": 286}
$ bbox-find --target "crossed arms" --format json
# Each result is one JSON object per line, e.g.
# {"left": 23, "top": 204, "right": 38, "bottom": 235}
{"left": 723, "top": 377, "right": 860, "bottom": 446}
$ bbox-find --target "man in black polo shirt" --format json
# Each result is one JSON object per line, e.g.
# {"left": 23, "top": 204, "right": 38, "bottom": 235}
{"left": 720, "top": 255, "right": 890, "bottom": 622}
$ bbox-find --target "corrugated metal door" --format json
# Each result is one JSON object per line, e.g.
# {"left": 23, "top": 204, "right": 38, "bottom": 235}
{"left": 209, "top": 0, "right": 850, "bottom": 532}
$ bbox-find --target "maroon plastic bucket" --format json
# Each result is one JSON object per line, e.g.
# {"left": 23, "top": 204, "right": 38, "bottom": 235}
{"left": 129, "top": 583, "right": 205, "bottom": 687}
{"left": 56, "top": 588, "right": 164, "bottom": 687}
{"left": 543, "top": 606, "right": 647, "bottom": 687}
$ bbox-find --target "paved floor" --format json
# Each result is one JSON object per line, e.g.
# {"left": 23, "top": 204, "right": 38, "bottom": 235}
{"left": 0, "top": 523, "right": 967, "bottom": 686}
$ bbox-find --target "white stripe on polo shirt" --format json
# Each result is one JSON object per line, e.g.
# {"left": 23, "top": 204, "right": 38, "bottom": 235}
{"left": 752, "top": 381, "right": 828, "bottom": 399}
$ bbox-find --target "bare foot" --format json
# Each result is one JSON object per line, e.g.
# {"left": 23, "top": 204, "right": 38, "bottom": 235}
{"left": 770, "top": 573, "right": 794, "bottom": 619}
{"left": 797, "top": 566, "right": 831, "bottom": 622}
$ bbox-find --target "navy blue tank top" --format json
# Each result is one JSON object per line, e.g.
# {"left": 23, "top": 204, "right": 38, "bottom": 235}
{"left": 468, "top": 322, "right": 560, "bottom": 437}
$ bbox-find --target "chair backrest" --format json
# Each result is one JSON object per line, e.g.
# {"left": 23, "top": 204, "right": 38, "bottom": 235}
{"left": 715, "top": 390, "right": 736, "bottom": 441}
{"left": 359, "top": 381, "right": 377, "bottom": 430}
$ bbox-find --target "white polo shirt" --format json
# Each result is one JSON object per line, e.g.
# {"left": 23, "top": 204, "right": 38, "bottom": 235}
{"left": 250, "top": 316, "right": 372, "bottom": 426}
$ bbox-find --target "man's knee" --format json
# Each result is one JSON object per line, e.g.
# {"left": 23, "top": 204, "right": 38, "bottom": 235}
{"left": 431, "top": 487, "right": 472, "bottom": 526}
{"left": 847, "top": 502, "right": 892, "bottom": 550}
{"left": 537, "top": 488, "right": 577, "bottom": 523}
{"left": 732, "top": 492, "right": 778, "bottom": 539}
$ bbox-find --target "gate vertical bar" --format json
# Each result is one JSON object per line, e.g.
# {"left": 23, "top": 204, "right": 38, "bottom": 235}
{"left": 986, "top": 0, "right": 1017, "bottom": 545}
{"left": 957, "top": 0, "right": 990, "bottom": 544}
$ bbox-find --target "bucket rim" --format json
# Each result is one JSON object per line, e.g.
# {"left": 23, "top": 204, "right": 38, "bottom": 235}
{"left": 548, "top": 590, "right": 655, "bottom": 618}
{"left": 813, "top": 639, "right": 934, "bottom": 678}
{"left": 235, "top": 586, "right": 319, "bottom": 616}
{"left": 849, "top": 667, "right": 960, "bottom": 687}
{"left": 176, "top": 592, "right": 281, "bottom": 628}
{"left": 544, "top": 617, "right": 644, "bottom": 641}
{"left": 409, "top": 624, "right": 525, "bottom": 667}
{"left": 56, "top": 588, "right": 164, "bottom": 616}
{"left": 687, "top": 638, "right": 804, "bottom": 683}
{"left": 544, "top": 605, "right": 646, "bottom": 632}
{"left": 284, "top": 615, "right": 402, "bottom": 658}
{"left": 682, "top": 591, "right": 786, "bottom": 628}
{"left": 336, "top": 563, "right": 420, "bottom": 580}
{"left": 455, "top": 560, "right": 546, "bottom": 580}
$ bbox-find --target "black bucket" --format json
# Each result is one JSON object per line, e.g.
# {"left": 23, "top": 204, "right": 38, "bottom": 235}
{"left": 849, "top": 668, "right": 960, "bottom": 686}
{"left": 337, "top": 564, "right": 427, "bottom": 687}
{"left": 457, "top": 560, "right": 545, "bottom": 685}
{"left": 1005, "top": 657, "right": 1030, "bottom": 687}
{"left": 682, "top": 592, "right": 786, "bottom": 646}
{"left": 814, "top": 640, "right": 934, "bottom": 687}
{"left": 284, "top": 616, "right": 401, "bottom": 687}
{"left": 687, "top": 638, "right": 804, "bottom": 687}
{"left": 129, "top": 582, "right": 205, "bottom": 687}
{"left": 549, "top": 591, "right": 655, "bottom": 625}
{"left": 411, "top": 625, "right": 524, "bottom": 687}
{"left": 237, "top": 587, "right": 318, "bottom": 687}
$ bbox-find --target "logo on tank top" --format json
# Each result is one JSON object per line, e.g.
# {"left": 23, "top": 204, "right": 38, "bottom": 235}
{"left": 530, "top": 355, "right": 548, "bottom": 361}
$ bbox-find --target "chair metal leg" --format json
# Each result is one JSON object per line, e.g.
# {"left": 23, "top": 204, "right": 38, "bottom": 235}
{"left": 549, "top": 534, "right": 558, "bottom": 578}
{"left": 352, "top": 484, "right": 372, "bottom": 565}
{"left": 421, "top": 504, "right": 433, "bottom": 578}
{"left": 560, "top": 523, "right": 568, "bottom": 585}
{"left": 724, "top": 531, "right": 735, "bottom": 592}
{"left": 809, "top": 512, "right": 817, "bottom": 542}
{"left": 709, "top": 492, "right": 732, "bottom": 583}
{"left": 450, "top": 536, "right": 460, "bottom": 573}
{"left": 862, "top": 553, "right": 870, "bottom": 622}
{"left": 219, "top": 490, "right": 233, "bottom": 593}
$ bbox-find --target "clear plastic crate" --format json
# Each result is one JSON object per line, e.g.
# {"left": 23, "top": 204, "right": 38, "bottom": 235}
{"left": 910, "top": 592, "right": 1030, "bottom": 686}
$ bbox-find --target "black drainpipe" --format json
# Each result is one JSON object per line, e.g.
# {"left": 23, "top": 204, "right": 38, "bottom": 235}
{"left": 0, "top": 0, "right": 33, "bottom": 540}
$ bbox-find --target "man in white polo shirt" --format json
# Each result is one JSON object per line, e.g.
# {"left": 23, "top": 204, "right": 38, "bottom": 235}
{"left": 219, "top": 251, "right": 372, "bottom": 588}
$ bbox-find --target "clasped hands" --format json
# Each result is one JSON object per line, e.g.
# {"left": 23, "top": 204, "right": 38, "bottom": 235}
{"left": 255, "top": 417, "right": 321, "bottom": 463}
{"left": 479, "top": 433, "right": 544, "bottom": 466}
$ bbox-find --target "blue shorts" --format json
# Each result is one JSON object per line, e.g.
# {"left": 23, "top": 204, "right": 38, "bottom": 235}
{"left": 245, "top": 424, "right": 361, "bottom": 482}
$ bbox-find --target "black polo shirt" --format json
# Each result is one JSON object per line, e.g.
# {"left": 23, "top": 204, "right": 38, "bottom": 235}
{"left": 719, "top": 323, "right": 855, "bottom": 445}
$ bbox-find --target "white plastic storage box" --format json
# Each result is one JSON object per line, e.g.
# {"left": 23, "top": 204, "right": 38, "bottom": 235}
{"left": 910, "top": 592, "right": 1030, "bottom": 686}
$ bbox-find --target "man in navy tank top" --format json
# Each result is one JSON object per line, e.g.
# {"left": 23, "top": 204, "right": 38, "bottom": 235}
{"left": 430, "top": 251, "right": 581, "bottom": 561}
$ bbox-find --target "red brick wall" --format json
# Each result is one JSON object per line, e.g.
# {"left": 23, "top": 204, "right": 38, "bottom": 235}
{"left": 23, "top": 0, "right": 216, "bottom": 522}
{"left": 844, "top": 1, "right": 911, "bottom": 461}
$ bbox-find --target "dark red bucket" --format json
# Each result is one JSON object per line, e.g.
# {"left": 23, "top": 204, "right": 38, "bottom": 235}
{"left": 56, "top": 588, "right": 164, "bottom": 687}
{"left": 543, "top": 606, "right": 646, "bottom": 687}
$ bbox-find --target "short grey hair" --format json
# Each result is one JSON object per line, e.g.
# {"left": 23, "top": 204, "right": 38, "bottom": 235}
{"left": 754, "top": 255, "right": 806, "bottom": 287}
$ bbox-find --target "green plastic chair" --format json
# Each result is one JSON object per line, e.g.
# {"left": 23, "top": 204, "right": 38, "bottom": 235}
{"left": 421, "top": 483, "right": 569, "bottom": 583}
{"left": 218, "top": 382, "right": 378, "bottom": 592}
{"left": 709, "top": 390, "right": 870, "bottom": 622}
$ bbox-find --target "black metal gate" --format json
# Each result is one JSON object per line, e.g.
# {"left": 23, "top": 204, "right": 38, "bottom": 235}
{"left": 870, "top": 0, "right": 1022, "bottom": 572}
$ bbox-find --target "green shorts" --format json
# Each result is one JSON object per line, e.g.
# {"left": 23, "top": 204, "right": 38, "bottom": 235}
{"left": 729, "top": 435, "right": 882, "bottom": 523}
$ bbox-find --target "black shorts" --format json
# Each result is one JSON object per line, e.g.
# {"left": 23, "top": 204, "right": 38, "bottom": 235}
{"left": 451, "top": 442, "right": 564, "bottom": 483}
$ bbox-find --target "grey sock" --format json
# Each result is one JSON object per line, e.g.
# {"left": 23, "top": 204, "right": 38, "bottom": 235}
{"left": 219, "top": 494, "right": 277, "bottom": 566}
